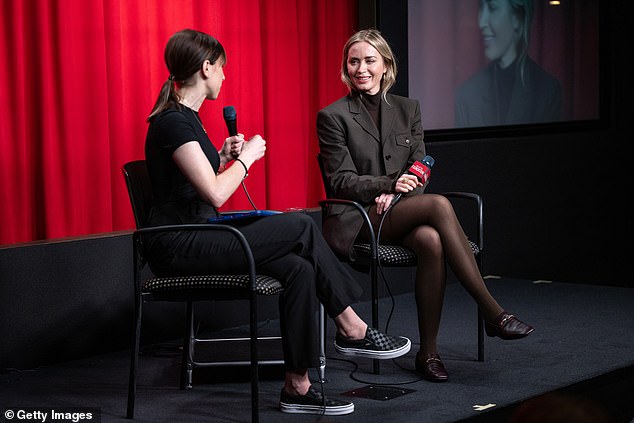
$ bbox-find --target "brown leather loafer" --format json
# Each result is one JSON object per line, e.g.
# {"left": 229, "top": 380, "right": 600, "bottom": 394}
{"left": 485, "top": 311, "right": 535, "bottom": 340}
{"left": 415, "top": 353, "right": 449, "bottom": 382}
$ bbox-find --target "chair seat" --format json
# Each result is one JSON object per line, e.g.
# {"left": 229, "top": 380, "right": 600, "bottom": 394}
{"left": 353, "top": 240, "right": 480, "bottom": 266}
{"left": 353, "top": 243, "right": 417, "bottom": 265}
{"left": 144, "top": 274, "right": 284, "bottom": 296}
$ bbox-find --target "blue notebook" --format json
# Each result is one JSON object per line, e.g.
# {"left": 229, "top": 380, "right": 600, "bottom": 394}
{"left": 207, "top": 209, "right": 282, "bottom": 223}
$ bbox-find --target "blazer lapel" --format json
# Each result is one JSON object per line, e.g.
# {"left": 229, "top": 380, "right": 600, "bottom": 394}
{"left": 348, "top": 95, "right": 380, "bottom": 142}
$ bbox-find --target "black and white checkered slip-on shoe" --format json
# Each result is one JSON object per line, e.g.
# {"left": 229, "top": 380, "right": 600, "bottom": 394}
{"left": 279, "top": 384, "right": 354, "bottom": 415}
{"left": 334, "top": 327, "right": 411, "bottom": 359}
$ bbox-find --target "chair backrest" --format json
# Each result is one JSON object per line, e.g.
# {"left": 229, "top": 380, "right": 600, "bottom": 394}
{"left": 316, "top": 153, "right": 334, "bottom": 198}
{"left": 122, "top": 160, "right": 153, "bottom": 229}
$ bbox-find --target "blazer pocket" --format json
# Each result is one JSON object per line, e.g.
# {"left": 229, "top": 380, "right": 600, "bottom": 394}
{"left": 394, "top": 133, "right": 413, "bottom": 149}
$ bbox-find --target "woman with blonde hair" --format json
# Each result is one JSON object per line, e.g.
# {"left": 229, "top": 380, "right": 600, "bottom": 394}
{"left": 318, "top": 28, "right": 534, "bottom": 383}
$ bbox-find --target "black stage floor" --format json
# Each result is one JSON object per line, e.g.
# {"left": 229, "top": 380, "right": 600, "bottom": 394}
{"left": 2, "top": 278, "right": 633, "bottom": 422}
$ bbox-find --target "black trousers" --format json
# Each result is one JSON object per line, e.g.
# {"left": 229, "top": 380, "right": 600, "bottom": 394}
{"left": 147, "top": 212, "right": 363, "bottom": 370}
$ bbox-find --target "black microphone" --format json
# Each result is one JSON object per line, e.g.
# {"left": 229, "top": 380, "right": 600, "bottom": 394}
{"left": 391, "top": 155, "right": 435, "bottom": 206}
{"left": 223, "top": 105, "right": 238, "bottom": 136}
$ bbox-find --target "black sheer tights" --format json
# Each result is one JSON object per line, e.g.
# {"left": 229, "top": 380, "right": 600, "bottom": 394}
{"left": 361, "top": 193, "right": 504, "bottom": 354}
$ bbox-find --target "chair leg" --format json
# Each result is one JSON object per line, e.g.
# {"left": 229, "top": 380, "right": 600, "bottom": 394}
{"left": 180, "top": 301, "right": 194, "bottom": 390}
{"left": 127, "top": 294, "right": 143, "bottom": 419}
{"left": 250, "top": 293, "right": 259, "bottom": 423}
{"left": 318, "top": 304, "right": 327, "bottom": 382}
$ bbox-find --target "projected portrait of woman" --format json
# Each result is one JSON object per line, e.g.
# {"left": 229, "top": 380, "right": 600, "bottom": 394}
{"left": 455, "top": 0, "right": 562, "bottom": 128}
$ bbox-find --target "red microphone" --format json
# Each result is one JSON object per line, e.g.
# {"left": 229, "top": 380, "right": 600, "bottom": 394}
{"left": 391, "top": 155, "right": 434, "bottom": 206}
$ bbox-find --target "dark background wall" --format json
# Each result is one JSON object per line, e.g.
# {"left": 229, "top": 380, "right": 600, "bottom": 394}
{"left": 1, "top": 0, "right": 631, "bottom": 372}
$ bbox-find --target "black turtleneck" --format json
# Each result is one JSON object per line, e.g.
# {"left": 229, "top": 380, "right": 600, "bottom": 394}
{"left": 493, "top": 59, "right": 518, "bottom": 123}
{"left": 360, "top": 91, "right": 382, "bottom": 129}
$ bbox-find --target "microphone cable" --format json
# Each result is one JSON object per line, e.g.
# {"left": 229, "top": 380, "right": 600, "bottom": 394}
{"left": 241, "top": 179, "right": 257, "bottom": 210}
{"left": 340, "top": 198, "right": 425, "bottom": 387}
{"left": 232, "top": 155, "right": 258, "bottom": 210}
{"left": 376, "top": 166, "right": 431, "bottom": 335}
{"left": 375, "top": 200, "right": 398, "bottom": 335}
{"left": 330, "top": 356, "right": 423, "bottom": 386}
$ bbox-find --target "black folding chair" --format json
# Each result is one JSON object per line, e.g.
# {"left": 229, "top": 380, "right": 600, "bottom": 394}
{"left": 122, "top": 160, "right": 326, "bottom": 423}
{"left": 316, "top": 154, "right": 485, "bottom": 374}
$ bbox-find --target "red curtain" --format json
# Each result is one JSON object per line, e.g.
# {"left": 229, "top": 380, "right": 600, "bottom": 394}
{"left": 0, "top": 0, "right": 356, "bottom": 245}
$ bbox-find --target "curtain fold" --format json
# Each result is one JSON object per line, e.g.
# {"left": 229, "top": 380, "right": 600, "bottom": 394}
{"left": 0, "top": 0, "right": 355, "bottom": 245}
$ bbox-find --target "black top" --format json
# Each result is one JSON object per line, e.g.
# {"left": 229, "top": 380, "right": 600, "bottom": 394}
{"left": 455, "top": 57, "right": 562, "bottom": 127}
{"left": 493, "top": 60, "right": 517, "bottom": 122}
{"left": 144, "top": 105, "right": 220, "bottom": 226}
{"left": 359, "top": 91, "right": 382, "bottom": 129}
